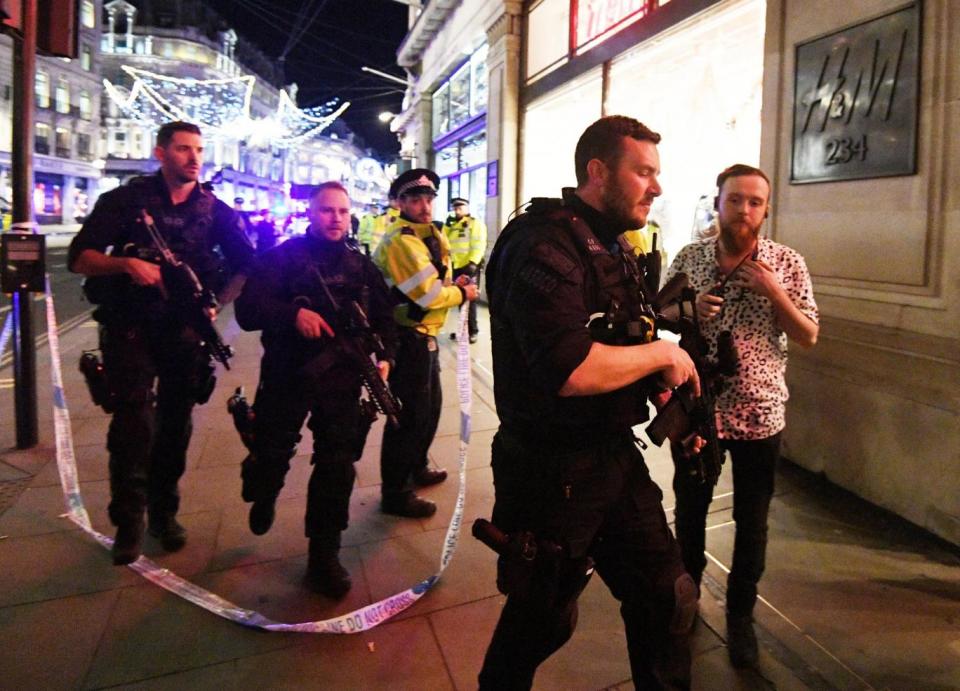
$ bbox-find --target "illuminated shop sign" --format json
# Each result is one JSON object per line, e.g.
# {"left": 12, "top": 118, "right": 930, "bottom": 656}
{"left": 791, "top": 3, "right": 919, "bottom": 183}
{"left": 574, "top": 0, "right": 655, "bottom": 53}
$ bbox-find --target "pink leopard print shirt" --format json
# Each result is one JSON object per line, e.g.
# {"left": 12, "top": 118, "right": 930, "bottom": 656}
{"left": 664, "top": 237, "right": 818, "bottom": 440}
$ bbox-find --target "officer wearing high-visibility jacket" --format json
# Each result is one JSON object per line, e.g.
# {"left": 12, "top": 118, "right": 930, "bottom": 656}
{"left": 363, "top": 195, "right": 400, "bottom": 257}
{"left": 357, "top": 202, "right": 380, "bottom": 255}
{"left": 444, "top": 197, "right": 487, "bottom": 343}
{"left": 374, "top": 168, "right": 479, "bottom": 517}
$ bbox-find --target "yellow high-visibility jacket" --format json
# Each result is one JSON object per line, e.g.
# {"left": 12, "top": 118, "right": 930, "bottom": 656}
{"left": 363, "top": 208, "right": 399, "bottom": 256}
{"left": 374, "top": 217, "right": 464, "bottom": 336}
{"left": 443, "top": 214, "right": 487, "bottom": 269}
{"left": 357, "top": 213, "right": 378, "bottom": 249}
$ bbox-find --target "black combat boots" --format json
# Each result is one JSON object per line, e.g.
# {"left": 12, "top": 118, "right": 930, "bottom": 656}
{"left": 305, "top": 536, "right": 351, "bottom": 600}
{"left": 148, "top": 514, "right": 187, "bottom": 552}
{"left": 726, "top": 613, "right": 759, "bottom": 667}
{"left": 248, "top": 497, "right": 276, "bottom": 535}
{"left": 112, "top": 520, "right": 144, "bottom": 565}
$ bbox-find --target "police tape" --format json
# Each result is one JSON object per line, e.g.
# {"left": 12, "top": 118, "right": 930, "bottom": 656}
{"left": 45, "top": 278, "right": 472, "bottom": 633}
{"left": 0, "top": 311, "right": 12, "bottom": 360}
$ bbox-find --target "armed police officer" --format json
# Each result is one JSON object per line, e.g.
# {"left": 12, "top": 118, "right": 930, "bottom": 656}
{"left": 444, "top": 197, "right": 487, "bottom": 343}
{"left": 68, "top": 121, "right": 255, "bottom": 565}
{"left": 374, "top": 169, "right": 479, "bottom": 518}
{"left": 478, "top": 116, "right": 702, "bottom": 689}
{"left": 235, "top": 181, "right": 397, "bottom": 599}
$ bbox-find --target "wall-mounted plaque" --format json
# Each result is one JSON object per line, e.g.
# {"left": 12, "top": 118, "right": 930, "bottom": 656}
{"left": 791, "top": 3, "right": 920, "bottom": 184}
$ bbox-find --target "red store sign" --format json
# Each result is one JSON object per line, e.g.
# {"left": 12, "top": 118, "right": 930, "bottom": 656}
{"left": 573, "top": 0, "right": 655, "bottom": 51}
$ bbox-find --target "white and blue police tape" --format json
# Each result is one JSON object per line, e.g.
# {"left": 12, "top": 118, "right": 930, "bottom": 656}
{"left": 46, "top": 279, "right": 473, "bottom": 633}
{"left": 0, "top": 311, "right": 13, "bottom": 360}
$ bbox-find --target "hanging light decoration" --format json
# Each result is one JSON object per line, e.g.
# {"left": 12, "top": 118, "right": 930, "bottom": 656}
{"left": 104, "top": 65, "right": 349, "bottom": 148}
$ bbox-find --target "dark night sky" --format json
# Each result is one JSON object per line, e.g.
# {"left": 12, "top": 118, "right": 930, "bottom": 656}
{"left": 204, "top": 0, "right": 410, "bottom": 158}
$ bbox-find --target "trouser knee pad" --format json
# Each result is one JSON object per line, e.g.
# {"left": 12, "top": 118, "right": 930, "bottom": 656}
{"left": 241, "top": 443, "right": 297, "bottom": 502}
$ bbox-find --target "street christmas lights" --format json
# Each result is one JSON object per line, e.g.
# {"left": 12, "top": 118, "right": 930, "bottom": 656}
{"left": 104, "top": 65, "right": 350, "bottom": 148}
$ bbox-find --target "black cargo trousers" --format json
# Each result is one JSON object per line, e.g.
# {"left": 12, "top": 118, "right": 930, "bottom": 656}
{"left": 241, "top": 365, "right": 372, "bottom": 541}
{"left": 479, "top": 430, "right": 698, "bottom": 690}
{"left": 100, "top": 318, "right": 211, "bottom": 530}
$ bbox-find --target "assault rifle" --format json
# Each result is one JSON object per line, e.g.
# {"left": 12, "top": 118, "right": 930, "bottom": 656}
{"left": 140, "top": 210, "right": 234, "bottom": 369}
{"left": 299, "top": 267, "right": 402, "bottom": 428}
{"left": 646, "top": 273, "right": 738, "bottom": 485}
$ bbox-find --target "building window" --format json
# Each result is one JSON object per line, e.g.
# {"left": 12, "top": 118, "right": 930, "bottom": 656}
{"left": 81, "top": 44, "right": 93, "bottom": 71}
{"left": 56, "top": 128, "right": 71, "bottom": 158}
{"left": 77, "top": 133, "right": 92, "bottom": 161}
{"left": 35, "top": 123, "right": 51, "bottom": 155}
{"left": 35, "top": 71, "right": 50, "bottom": 108}
{"left": 55, "top": 79, "right": 70, "bottom": 114}
{"left": 431, "top": 45, "right": 488, "bottom": 140}
{"left": 81, "top": 0, "right": 96, "bottom": 28}
{"left": 79, "top": 91, "right": 92, "bottom": 120}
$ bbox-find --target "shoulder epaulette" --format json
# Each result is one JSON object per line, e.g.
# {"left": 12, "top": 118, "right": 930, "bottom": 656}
{"left": 400, "top": 225, "right": 416, "bottom": 236}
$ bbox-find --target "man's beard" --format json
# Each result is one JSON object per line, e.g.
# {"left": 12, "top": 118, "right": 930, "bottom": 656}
{"left": 720, "top": 218, "right": 761, "bottom": 254}
{"left": 601, "top": 185, "right": 647, "bottom": 231}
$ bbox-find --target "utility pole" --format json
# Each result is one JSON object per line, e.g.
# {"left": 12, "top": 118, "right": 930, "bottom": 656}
{"left": 11, "top": 0, "right": 39, "bottom": 448}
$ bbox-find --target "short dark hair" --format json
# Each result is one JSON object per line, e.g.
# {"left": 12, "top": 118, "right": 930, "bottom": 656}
{"left": 309, "top": 181, "right": 350, "bottom": 200}
{"left": 156, "top": 121, "right": 202, "bottom": 148}
{"left": 574, "top": 116, "right": 661, "bottom": 186}
{"left": 716, "top": 164, "right": 770, "bottom": 196}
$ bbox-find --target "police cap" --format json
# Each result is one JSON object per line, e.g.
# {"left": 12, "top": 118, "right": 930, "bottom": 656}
{"left": 390, "top": 168, "right": 440, "bottom": 199}
{"left": 451, "top": 197, "right": 469, "bottom": 207}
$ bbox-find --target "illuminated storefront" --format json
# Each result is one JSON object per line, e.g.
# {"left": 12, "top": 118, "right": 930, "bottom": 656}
{"left": 431, "top": 46, "right": 489, "bottom": 223}
{"left": 393, "top": 1, "right": 523, "bottom": 235}
{"left": 521, "top": 0, "right": 766, "bottom": 261}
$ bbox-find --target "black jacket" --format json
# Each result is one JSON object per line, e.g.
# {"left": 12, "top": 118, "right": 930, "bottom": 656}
{"left": 68, "top": 172, "right": 255, "bottom": 323}
{"left": 486, "top": 191, "right": 653, "bottom": 448}
{"left": 236, "top": 232, "right": 397, "bottom": 384}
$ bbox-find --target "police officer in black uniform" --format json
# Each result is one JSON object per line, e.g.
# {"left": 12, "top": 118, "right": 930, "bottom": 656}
{"left": 235, "top": 181, "right": 396, "bottom": 599}
{"left": 478, "top": 116, "right": 702, "bottom": 689}
{"left": 69, "top": 121, "right": 255, "bottom": 565}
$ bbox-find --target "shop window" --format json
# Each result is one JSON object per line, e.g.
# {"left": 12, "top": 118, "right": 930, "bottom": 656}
{"left": 79, "top": 91, "right": 92, "bottom": 120}
{"left": 35, "top": 71, "right": 50, "bottom": 108}
{"left": 460, "top": 131, "right": 487, "bottom": 169}
{"left": 81, "top": 44, "right": 93, "bottom": 71}
{"left": 35, "top": 123, "right": 51, "bottom": 155}
{"left": 605, "top": 0, "right": 764, "bottom": 260}
{"left": 81, "top": 0, "right": 96, "bottom": 28}
{"left": 526, "top": 0, "right": 570, "bottom": 80}
{"left": 432, "top": 84, "right": 450, "bottom": 139}
{"left": 55, "top": 128, "right": 71, "bottom": 158}
{"left": 435, "top": 143, "right": 458, "bottom": 177}
{"left": 432, "top": 46, "right": 489, "bottom": 141}
{"left": 448, "top": 63, "right": 471, "bottom": 130}
{"left": 55, "top": 79, "right": 70, "bottom": 114}
{"left": 470, "top": 45, "right": 488, "bottom": 116}
{"left": 521, "top": 67, "right": 602, "bottom": 200}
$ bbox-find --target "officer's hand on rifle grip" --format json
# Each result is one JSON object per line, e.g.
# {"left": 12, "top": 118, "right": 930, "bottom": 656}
{"left": 295, "top": 307, "right": 336, "bottom": 340}
{"left": 125, "top": 257, "right": 163, "bottom": 288}
{"left": 697, "top": 286, "right": 724, "bottom": 322}
{"left": 655, "top": 341, "right": 701, "bottom": 397}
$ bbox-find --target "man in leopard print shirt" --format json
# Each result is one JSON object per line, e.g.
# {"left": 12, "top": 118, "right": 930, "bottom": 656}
{"left": 664, "top": 164, "right": 818, "bottom": 668}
